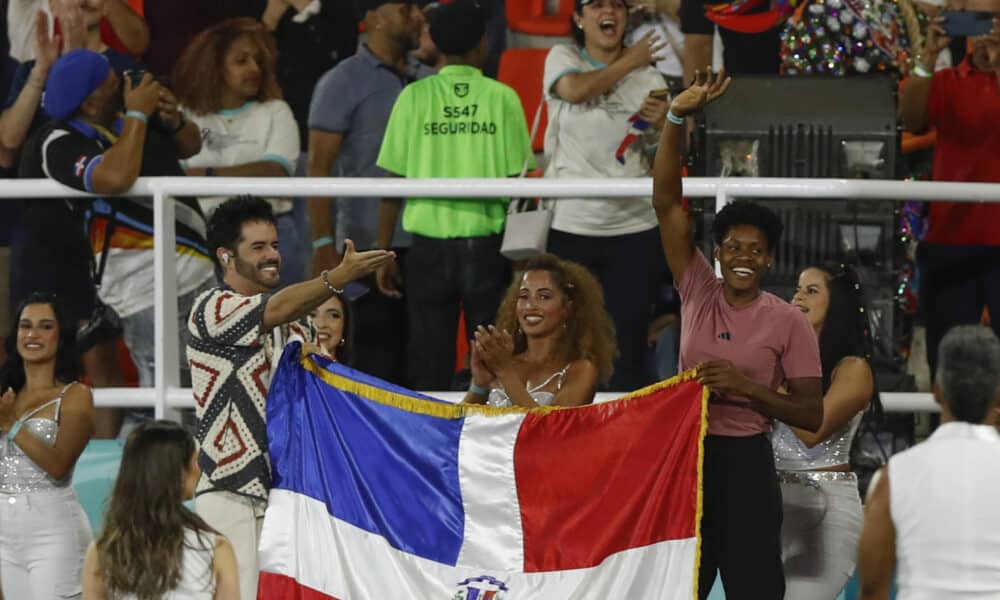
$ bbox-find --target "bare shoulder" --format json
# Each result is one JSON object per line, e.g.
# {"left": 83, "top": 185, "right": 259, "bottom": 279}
{"left": 568, "top": 359, "right": 598, "bottom": 378}
{"left": 62, "top": 382, "right": 95, "bottom": 409}
{"left": 832, "top": 356, "right": 873, "bottom": 381}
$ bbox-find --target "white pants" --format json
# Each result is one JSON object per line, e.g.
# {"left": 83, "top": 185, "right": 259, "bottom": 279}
{"left": 0, "top": 487, "right": 93, "bottom": 599}
{"left": 780, "top": 472, "right": 863, "bottom": 599}
{"left": 196, "top": 491, "right": 266, "bottom": 600}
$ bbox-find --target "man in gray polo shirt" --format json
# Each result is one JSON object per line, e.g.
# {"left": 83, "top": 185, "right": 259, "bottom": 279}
{"left": 307, "top": 0, "right": 433, "bottom": 384}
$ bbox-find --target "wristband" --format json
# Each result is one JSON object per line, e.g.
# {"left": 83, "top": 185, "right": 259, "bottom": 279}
{"left": 7, "top": 420, "right": 22, "bottom": 442}
{"left": 312, "top": 236, "right": 335, "bottom": 251}
{"left": 125, "top": 110, "right": 148, "bottom": 124}
{"left": 321, "top": 269, "right": 344, "bottom": 294}
{"left": 912, "top": 64, "right": 933, "bottom": 78}
{"left": 666, "top": 110, "right": 685, "bottom": 126}
{"left": 469, "top": 382, "right": 490, "bottom": 396}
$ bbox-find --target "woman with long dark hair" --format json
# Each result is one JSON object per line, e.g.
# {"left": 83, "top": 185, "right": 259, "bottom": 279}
{"left": 0, "top": 292, "right": 95, "bottom": 599}
{"left": 464, "top": 253, "right": 617, "bottom": 408}
{"left": 774, "top": 263, "right": 881, "bottom": 598}
{"left": 653, "top": 70, "right": 824, "bottom": 599}
{"left": 83, "top": 420, "right": 239, "bottom": 599}
{"left": 306, "top": 292, "right": 354, "bottom": 365}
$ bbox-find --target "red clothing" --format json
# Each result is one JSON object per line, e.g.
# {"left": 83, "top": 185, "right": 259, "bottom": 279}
{"left": 925, "top": 58, "right": 1000, "bottom": 246}
{"left": 678, "top": 250, "right": 821, "bottom": 437}
{"left": 100, "top": 0, "right": 144, "bottom": 56}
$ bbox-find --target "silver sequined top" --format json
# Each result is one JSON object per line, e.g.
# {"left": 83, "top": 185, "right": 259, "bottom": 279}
{"left": 772, "top": 411, "right": 863, "bottom": 472}
{"left": 0, "top": 384, "right": 75, "bottom": 493}
{"left": 486, "top": 365, "right": 570, "bottom": 408}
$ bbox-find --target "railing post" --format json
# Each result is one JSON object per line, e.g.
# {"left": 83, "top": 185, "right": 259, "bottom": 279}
{"left": 153, "top": 185, "right": 181, "bottom": 421}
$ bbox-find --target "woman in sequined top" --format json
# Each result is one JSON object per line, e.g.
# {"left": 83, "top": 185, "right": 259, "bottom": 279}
{"left": 0, "top": 292, "right": 96, "bottom": 599}
{"left": 774, "top": 263, "right": 882, "bottom": 599}
{"left": 463, "top": 254, "right": 617, "bottom": 408}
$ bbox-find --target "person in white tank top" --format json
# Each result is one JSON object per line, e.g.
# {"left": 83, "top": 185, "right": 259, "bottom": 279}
{"left": 774, "top": 263, "right": 880, "bottom": 599}
{"left": 859, "top": 325, "right": 1000, "bottom": 600}
{"left": 82, "top": 420, "right": 240, "bottom": 600}
{"left": 463, "top": 254, "right": 617, "bottom": 408}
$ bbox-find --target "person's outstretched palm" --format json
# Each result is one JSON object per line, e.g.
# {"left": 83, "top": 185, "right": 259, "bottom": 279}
{"left": 670, "top": 68, "right": 732, "bottom": 118}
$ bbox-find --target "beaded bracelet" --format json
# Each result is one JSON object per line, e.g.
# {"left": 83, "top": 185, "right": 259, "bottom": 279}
{"left": 321, "top": 269, "right": 344, "bottom": 294}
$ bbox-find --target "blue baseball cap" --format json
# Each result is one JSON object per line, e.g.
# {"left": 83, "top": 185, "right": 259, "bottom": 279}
{"left": 42, "top": 49, "right": 113, "bottom": 121}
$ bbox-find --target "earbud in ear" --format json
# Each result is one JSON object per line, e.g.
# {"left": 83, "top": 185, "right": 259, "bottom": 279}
{"left": 222, "top": 253, "right": 231, "bottom": 264}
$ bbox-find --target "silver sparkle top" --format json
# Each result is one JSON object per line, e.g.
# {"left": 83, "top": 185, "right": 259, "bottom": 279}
{"left": 773, "top": 411, "right": 863, "bottom": 471}
{"left": 486, "top": 365, "right": 570, "bottom": 408}
{"left": 0, "top": 387, "right": 74, "bottom": 494}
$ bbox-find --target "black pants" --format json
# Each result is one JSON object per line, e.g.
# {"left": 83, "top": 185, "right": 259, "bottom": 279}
{"left": 548, "top": 227, "right": 663, "bottom": 392}
{"left": 699, "top": 434, "right": 785, "bottom": 600}
{"left": 917, "top": 243, "right": 1000, "bottom": 377}
{"left": 404, "top": 234, "right": 510, "bottom": 391}
{"left": 350, "top": 251, "right": 408, "bottom": 386}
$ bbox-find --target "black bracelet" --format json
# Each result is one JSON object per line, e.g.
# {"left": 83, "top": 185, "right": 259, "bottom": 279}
{"left": 169, "top": 112, "right": 186, "bottom": 134}
{"left": 205, "top": 166, "right": 216, "bottom": 177}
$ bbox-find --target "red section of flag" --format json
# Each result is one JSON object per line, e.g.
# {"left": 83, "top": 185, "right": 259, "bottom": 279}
{"left": 258, "top": 572, "right": 339, "bottom": 600}
{"left": 515, "top": 378, "right": 705, "bottom": 572}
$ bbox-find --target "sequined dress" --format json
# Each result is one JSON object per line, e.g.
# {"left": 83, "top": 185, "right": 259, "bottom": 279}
{"left": 486, "top": 364, "right": 570, "bottom": 408}
{"left": 0, "top": 382, "right": 93, "bottom": 600}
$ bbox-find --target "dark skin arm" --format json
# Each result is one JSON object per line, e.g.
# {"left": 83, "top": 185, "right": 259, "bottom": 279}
{"left": 307, "top": 130, "right": 345, "bottom": 275}
{"left": 652, "top": 68, "right": 731, "bottom": 283}
{"left": 697, "top": 360, "right": 823, "bottom": 431}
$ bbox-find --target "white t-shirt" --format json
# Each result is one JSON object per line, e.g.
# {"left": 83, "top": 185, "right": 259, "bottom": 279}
{"left": 183, "top": 99, "right": 301, "bottom": 216}
{"left": 543, "top": 44, "right": 665, "bottom": 237}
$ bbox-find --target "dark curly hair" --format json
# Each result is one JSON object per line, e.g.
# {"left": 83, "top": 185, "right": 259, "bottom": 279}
{"left": 808, "top": 262, "right": 883, "bottom": 422}
{"left": 712, "top": 200, "right": 784, "bottom": 253}
{"left": 172, "top": 18, "right": 283, "bottom": 116}
{"left": 495, "top": 254, "right": 618, "bottom": 384}
{"left": 0, "top": 293, "right": 81, "bottom": 392}
{"left": 206, "top": 195, "right": 276, "bottom": 269}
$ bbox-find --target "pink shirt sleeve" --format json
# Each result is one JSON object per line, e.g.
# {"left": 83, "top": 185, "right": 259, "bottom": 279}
{"left": 676, "top": 249, "right": 717, "bottom": 305}
{"left": 780, "top": 309, "right": 822, "bottom": 380}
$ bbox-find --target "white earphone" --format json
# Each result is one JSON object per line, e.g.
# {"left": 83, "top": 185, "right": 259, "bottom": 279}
{"left": 222, "top": 253, "right": 231, "bottom": 264}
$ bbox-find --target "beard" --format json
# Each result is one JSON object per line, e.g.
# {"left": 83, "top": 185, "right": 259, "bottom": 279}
{"left": 234, "top": 254, "right": 281, "bottom": 290}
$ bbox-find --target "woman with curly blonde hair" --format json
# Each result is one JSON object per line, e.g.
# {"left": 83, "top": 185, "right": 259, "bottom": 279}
{"left": 464, "top": 254, "right": 618, "bottom": 408}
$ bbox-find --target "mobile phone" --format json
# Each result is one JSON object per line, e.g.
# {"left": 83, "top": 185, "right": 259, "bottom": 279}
{"left": 941, "top": 10, "right": 994, "bottom": 38}
{"left": 123, "top": 69, "right": 147, "bottom": 87}
{"left": 648, "top": 88, "right": 670, "bottom": 101}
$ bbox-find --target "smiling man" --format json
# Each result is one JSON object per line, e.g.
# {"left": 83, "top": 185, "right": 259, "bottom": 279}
{"left": 186, "top": 195, "right": 395, "bottom": 600}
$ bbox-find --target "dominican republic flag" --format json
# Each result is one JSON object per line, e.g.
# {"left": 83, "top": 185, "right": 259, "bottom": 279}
{"left": 257, "top": 344, "right": 708, "bottom": 600}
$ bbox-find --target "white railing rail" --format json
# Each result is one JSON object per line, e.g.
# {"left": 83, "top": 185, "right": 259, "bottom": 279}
{"left": 10, "top": 175, "right": 994, "bottom": 416}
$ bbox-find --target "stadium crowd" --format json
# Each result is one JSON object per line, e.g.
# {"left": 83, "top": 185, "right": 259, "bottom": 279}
{"left": 0, "top": 0, "right": 999, "bottom": 598}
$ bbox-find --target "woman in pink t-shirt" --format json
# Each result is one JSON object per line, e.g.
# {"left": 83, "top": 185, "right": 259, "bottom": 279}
{"left": 652, "top": 69, "right": 823, "bottom": 600}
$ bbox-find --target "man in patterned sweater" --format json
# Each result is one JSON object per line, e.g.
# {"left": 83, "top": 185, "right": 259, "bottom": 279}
{"left": 186, "top": 195, "right": 394, "bottom": 600}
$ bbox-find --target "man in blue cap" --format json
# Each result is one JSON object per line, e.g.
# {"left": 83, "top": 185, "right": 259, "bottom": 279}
{"left": 19, "top": 48, "right": 213, "bottom": 432}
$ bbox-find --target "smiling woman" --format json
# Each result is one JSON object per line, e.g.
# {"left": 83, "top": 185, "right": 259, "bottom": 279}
{"left": 543, "top": 0, "right": 673, "bottom": 392}
{"left": 652, "top": 70, "right": 824, "bottom": 599}
{"left": 0, "top": 292, "right": 95, "bottom": 600}
{"left": 462, "top": 254, "right": 617, "bottom": 408}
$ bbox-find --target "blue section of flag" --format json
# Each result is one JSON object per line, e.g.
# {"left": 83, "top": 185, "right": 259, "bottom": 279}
{"left": 266, "top": 344, "right": 466, "bottom": 565}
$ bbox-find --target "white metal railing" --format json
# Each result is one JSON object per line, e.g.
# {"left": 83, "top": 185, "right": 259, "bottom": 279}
{"left": 11, "top": 175, "right": 996, "bottom": 416}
